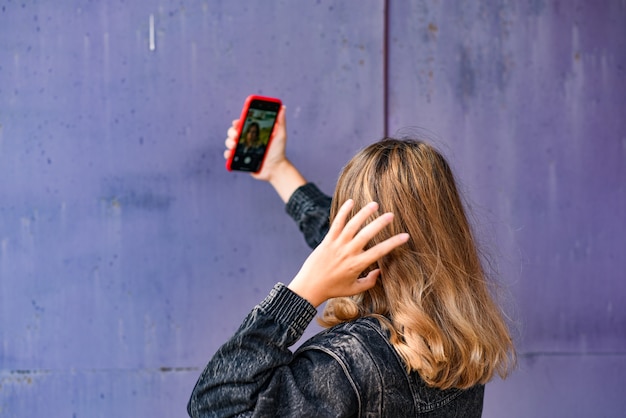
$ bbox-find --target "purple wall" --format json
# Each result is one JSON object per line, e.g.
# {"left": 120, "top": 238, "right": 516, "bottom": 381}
{"left": 0, "top": 1, "right": 624, "bottom": 417}
{"left": 388, "top": 2, "right": 626, "bottom": 417}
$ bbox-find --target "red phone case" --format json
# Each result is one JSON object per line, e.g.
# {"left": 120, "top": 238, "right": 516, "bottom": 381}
{"left": 226, "top": 95, "right": 282, "bottom": 173}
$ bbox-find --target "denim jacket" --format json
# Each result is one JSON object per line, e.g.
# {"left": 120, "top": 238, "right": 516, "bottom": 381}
{"left": 188, "top": 184, "right": 484, "bottom": 417}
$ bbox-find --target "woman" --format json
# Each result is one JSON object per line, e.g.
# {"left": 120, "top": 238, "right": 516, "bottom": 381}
{"left": 188, "top": 108, "right": 515, "bottom": 417}
{"left": 242, "top": 122, "right": 261, "bottom": 148}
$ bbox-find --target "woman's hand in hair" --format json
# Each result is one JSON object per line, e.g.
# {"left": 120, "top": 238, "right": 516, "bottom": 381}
{"left": 288, "top": 200, "right": 410, "bottom": 308}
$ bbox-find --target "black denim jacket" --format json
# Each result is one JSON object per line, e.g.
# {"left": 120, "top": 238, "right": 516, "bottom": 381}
{"left": 188, "top": 184, "right": 484, "bottom": 417}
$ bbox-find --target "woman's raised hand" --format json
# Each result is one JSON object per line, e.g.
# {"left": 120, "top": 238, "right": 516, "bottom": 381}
{"left": 223, "top": 106, "right": 307, "bottom": 203}
{"left": 224, "top": 105, "right": 288, "bottom": 182}
{"left": 288, "top": 200, "right": 410, "bottom": 307}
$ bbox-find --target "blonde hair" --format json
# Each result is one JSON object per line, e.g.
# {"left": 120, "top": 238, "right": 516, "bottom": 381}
{"left": 320, "top": 138, "right": 516, "bottom": 390}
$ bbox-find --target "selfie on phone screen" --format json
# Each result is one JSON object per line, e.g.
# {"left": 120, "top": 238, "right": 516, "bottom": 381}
{"left": 230, "top": 106, "right": 278, "bottom": 172}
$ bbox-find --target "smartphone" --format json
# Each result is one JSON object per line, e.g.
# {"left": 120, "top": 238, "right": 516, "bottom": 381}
{"left": 226, "top": 95, "right": 282, "bottom": 173}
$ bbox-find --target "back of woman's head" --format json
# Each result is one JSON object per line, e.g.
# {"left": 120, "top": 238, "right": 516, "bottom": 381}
{"left": 321, "top": 138, "right": 515, "bottom": 390}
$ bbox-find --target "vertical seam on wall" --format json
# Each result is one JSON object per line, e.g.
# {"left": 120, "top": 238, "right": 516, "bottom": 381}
{"left": 383, "top": 0, "right": 390, "bottom": 137}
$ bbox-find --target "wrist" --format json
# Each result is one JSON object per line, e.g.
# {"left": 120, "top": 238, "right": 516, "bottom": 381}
{"left": 268, "top": 159, "right": 307, "bottom": 203}
{"left": 266, "top": 159, "right": 292, "bottom": 184}
{"left": 288, "top": 278, "right": 325, "bottom": 308}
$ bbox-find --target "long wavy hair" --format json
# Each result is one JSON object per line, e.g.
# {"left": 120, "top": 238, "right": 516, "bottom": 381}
{"left": 319, "top": 138, "right": 516, "bottom": 390}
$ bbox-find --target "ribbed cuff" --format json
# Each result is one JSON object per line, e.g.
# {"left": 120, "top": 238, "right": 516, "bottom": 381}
{"left": 285, "top": 183, "right": 330, "bottom": 221}
{"left": 259, "top": 283, "right": 317, "bottom": 337}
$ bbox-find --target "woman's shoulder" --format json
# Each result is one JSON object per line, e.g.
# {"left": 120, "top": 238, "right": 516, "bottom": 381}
{"left": 300, "top": 316, "right": 383, "bottom": 341}
{"left": 296, "top": 318, "right": 481, "bottom": 415}
{"left": 295, "top": 317, "right": 398, "bottom": 371}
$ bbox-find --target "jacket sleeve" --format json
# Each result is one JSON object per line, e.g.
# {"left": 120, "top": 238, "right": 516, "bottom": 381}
{"left": 285, "top": 183, "right": 332, "bottom": 249}
{"left": 187, "top": 283, "right": 359, "bottom": 418}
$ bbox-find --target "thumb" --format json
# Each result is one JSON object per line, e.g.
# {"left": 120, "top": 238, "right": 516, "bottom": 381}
{"left": 274, "top": 105, "right": 287, "bottom": 135}
{"left": 354, "top": 268, "right": 381, "bottom": 293}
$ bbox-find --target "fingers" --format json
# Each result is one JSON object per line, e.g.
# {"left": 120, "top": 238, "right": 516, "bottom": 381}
{"left": 330, "top": 199, "right": 410, "bottom": 256}
{"left": 352, "top": 211, "right": 394, "bottom": 248}
{"left": 328, "top": 200, "right": 378, "bottom": 243}
{"left": 224, "top": 120, "right": 240, "bottom": 160}
{"left": 341, "top": 201, "right": 380, "bottom": 239}
{"left": 330, "top": 200, "right": 386, "bottom": 242}
{"left": 327, "top": 199, "right": 354, "bottom": 239}
{"left": 226, "top": 120, "right": 240, "bottom": 144}
{"left": 355, "top": 268, "right": 381, "bottom": 292}
{"left": 226, "top": 119, "right": 240, "bottom": 148}
{"left": 361, "top": 232, "right": 410, "bottom": 263}
{"left": 224, "top": 135, "right": 235, "bottom": 160}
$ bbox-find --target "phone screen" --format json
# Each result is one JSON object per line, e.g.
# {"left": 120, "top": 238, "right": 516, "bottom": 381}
{"left": 230, "top": 100, "right": 280, "bottom": 172}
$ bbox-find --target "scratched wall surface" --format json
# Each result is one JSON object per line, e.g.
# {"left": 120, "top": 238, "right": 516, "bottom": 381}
{"left": 0, "top": 1, "right": 384, "bottom": 416}
{"left": 387, "top": 1, "right": 626, "bottom": 417}
{"left": 1, "top": 0, "right": 624, "bottom": 417}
